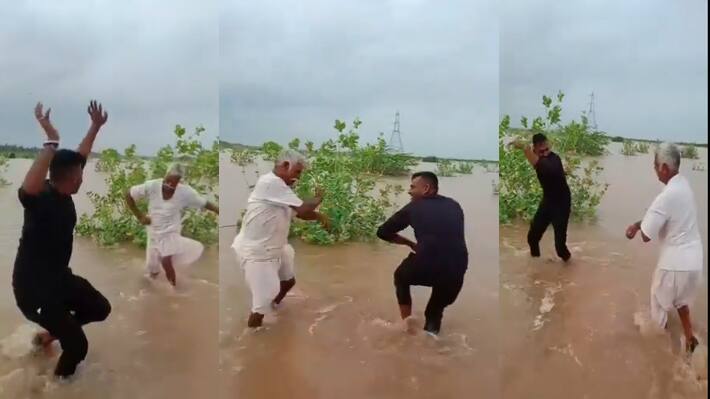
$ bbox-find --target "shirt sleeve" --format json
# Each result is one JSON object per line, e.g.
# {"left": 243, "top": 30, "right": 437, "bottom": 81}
{"left": 640, "top": 194, "right": 668, "bottom": 241}
{"left": 182, "top": 185, "right": 208, "bottom": 209}
{"left": 18, "top": 187, "right": 38, "bottom": 208}
{"left": 377, "top": 203, "right": 412, "bottom": 240}
{"left": 129, "top": 183, "right": 147, "bottom": 201}
{"left": 263, "top": 180, "right": 303, "bottom": 208}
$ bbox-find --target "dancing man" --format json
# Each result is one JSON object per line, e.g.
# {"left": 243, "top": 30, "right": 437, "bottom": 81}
{"left": 232, "top": 150, "right": 329, "bottom": 328}
{"left": 13, "top": 101, "right": 112, "bottom": 379}
{"left": 513, "top": 133, "right": 572, "bottom": 262}
{"left": 626, "top": 143, "right": 702, "bottom": 354}
{"left": 377, "top": 171, "right": 468, "bottom": 336}
{"left": 126, "top": 163, "right": 219, "bottom": 287}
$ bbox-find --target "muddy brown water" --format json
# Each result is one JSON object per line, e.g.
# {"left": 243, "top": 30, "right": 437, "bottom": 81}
{"left": 219, "top": 156, "right": 500, "bottom": 398}
{"left": 500, "top": 143, "right": 708, "bottom": 399}
{"left": 0, "top": 159, "right": 218, "bottom": 399}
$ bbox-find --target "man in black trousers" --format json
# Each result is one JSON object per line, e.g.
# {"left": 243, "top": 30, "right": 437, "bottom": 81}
{"left": 513, "top": 133, "right": 572, "bottom": 262}
{"left": 13, "top": 101, "right": 111, "bottom": 379}
{"left": 377, "top": 172, "right": 468, "bottom": 336}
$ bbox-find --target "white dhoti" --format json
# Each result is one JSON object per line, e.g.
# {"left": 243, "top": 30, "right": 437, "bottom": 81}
{"left": 650, "top": 268, "right": 703, "bottom": 328}
{"left": 234, "top": 244, "right": 296, "bottom": 315}
{"left": 146, "top": 233, "right": 205, "bottom": 275}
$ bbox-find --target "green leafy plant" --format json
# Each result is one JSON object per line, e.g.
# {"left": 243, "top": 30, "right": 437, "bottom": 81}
{"left": 76, "top": 125, "right": 218, "bottom": 247}
{"left": 455, "top": 161, "right": 475, "bottom": 174}
{"left": 499, "top": 92, "right": 608, "bottom": 223}
{"left": 290, "top": 119, "right": 406, "bottom": 244}
{"left": 681, "top": 145, "right": 699, "bottom": 159}
{"left": 635, "top": 141, "right": 650, "bottom": 154}
{"left": 621, "top": 140, "right": 637, "bottom": 156}
{"left": 436, "top": 159, "right": 456, "bottom": 177}
{"left": 0, "top": 154, "right": 10, "bottom": 186}
{"left": 436, "top": 159, "right": 474, "bottom": 176}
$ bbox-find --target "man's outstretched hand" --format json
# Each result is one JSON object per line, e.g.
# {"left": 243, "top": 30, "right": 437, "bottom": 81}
{"left": 34, "top": 102, "right": 59, "bottom": 141}
{"left": 88, "top": 100, "right": 108, "bottom": 127}
{"left": 625, "top": 223, "right": 640, "bottom": 239}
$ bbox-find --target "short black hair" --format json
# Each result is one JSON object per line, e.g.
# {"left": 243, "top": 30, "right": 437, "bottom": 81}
{"left": 49, "top": 149, "right": 86, "bottom": 182}
{"left": 412, "top": 171, "right": 439, "bottom": 191}
{"left": 532, "top": 133, "right": 547, "bottom": 146}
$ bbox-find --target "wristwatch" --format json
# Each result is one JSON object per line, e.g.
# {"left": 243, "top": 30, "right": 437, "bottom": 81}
{"left": 43, "top": 140, "right": 59, "bottom": 150}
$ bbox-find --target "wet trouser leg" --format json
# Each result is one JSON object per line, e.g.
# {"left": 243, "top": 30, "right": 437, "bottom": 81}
{"left": 423, "top": 273, "right": 465, "bottom": 334}
{"left": 394, "top": 258, "right": 415, "bottom": 307}
{"left": 528, "top": 201, "right": 571, "bottom": 261}
{"left": 19, "top": 275, "right": 111, "bottom": 377}
{"left": 394, "top": 253, "right": 466, "bottom": 334}
{"left": 527, "top": 204, "right": 551, "bottom": 257}
{"left": 550, "top": 204, "right": 571, "bottom": 261}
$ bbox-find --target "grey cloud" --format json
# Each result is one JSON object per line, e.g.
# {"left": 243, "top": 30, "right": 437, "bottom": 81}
{"left": 500, "top": 0, "right": 707, "bottom": 143}
{"left": 220, "top": 0, "right": 499, "bottom": 160}
{"left": 0, "top": 0, "right": 218, "bottom": 155}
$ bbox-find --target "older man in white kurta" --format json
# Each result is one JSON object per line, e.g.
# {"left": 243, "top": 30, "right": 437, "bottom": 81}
{"left": 232, "top": 150, "right": 328, "bottom": 328}
{"left": 126, "top": 164, "right": 219, "bottom": 287}
{"left": 626, "top": 143, "right": 703, "bottom": 354}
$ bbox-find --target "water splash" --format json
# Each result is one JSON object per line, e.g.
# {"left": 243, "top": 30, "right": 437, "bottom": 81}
{"left": 532, "top": 282, "right": 563, "bottom": 331}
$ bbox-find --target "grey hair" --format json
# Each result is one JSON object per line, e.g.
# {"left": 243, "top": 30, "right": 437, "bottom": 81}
{"left": 165, "top": 162, "right": 187, "bottom": 177}
{"left": 654, "top": 142, "right": 681, "bottom": 172}
{"left": 275, "top": 149, "right": 307, "bottom": 168}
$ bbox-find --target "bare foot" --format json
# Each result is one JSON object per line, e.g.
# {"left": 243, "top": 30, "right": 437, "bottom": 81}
{"left": 403, "top": 316, "right": 419, "bottom": 335}
{"left": 32, "top": 331, "right": 56, "bottom": 357}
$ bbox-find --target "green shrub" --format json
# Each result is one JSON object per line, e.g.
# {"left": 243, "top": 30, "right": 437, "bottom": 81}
{"left": 621, "top": 140, "right": 637, "bottom": 156}
{"left": 681, "top": 145, "right": 699, "bottom": 159}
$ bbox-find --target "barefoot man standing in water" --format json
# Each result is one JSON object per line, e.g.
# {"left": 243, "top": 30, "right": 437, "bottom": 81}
{"left": 512, "top": 133, "right": 572, "bottom": 262}
{"left": 126, "top": 163, "right": 219, "bottom": 287}
{"left": 377, "top": 172, "right": 468, "bottom": 336}
{"left": 232, "top": 150, "right": 329, "bottom": 328}
{"left": 13, "top": 101, "right": 112, "bottom": 379}
{"left": 626, "top": 143, "right": 703, "bottom": 354}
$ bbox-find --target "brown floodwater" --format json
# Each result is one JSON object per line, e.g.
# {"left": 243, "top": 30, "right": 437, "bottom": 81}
{"left": 219, "top": 156, "right": 500, "bottom": 398}
{"left": 500, "top": 143, "right": 708, "bottom": 399}
{"left": 0, "top": 159, "right": 218, "bottom": 399}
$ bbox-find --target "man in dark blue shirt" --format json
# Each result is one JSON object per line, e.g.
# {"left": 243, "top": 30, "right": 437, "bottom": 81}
{"left": 513, "top": 133, "right": 572, "bottom": 262}
{"left": 377, "top": 172, "right": 468, "bottom": 336}
{"left": 13, "top": 101, "right": 111, "bottom": 379}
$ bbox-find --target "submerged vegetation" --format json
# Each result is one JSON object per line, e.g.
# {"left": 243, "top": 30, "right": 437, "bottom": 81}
{"left": 681, "top": 144, "right": 699, "bottom": 159}
{"left": 76, "top": 125, "right": 218, "bottom": 247}
{"left": 499, "top": 91, "right": 609, "bottom": 224}
{"left": 0, "top": 155, "right": 9, "bottom": 186}
{"left": 436, "top": 159, "right": 475, "bottom": 177}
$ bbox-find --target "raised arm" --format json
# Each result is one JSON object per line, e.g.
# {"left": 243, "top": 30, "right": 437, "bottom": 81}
{"left": 77, "top": 100, "right": 108, "bottom": 158}
{"left": 22, "top": 103, "right": 59, "bottom": 195}
{"left": 512, "top": 140, "right": 539, "bottom": 167}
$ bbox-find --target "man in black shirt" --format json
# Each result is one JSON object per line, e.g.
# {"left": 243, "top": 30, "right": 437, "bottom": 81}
{"left": 13, "top": 101, "right": 111, "bottom": 379}
{"left": 513, "top": 133, "right": 572, "bottom": 262}
{"left": 377, "top": 171, "right": 468, "bottom": 336}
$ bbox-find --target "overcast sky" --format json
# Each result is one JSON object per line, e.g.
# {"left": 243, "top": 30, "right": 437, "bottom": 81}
{"left": 501, "top": 0, "right": 708, "bottom": 143}
{"left": 220, "top": 0, "right": 499, "bottom": 160}
{"left": 0, "top": 0, "right": 218, "bottom": 155}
